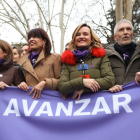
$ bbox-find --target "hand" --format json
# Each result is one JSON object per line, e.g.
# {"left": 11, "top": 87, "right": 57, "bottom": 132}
{"left": 29, "top": 81, "right": 46, "bottom": 99}
{"left": 135, "top": 72, "right": 140, "bottom": 85}
{"left": 60, "top": 93, "right": 69, "bottom": 99}
{"left": 0, "top": 81, "right": 9, "bottom": 90}
{"left": 72, "top": 89, "right": 84, "bottom": 101}
{"left": 109, "top": 85, "right": 122, "bottom": 93}
{"left": 18, "top": 82, "right": 29, "bottom": 91}
{"left": 83, "top": 79, "right": 100, "bottom": 92}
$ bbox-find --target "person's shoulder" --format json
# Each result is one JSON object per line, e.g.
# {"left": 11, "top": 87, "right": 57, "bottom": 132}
{"left": 105, "top": 43, "right": 116, "bottom": 56}
{"left": 105, "top": 43, "right": 115, "bottom": 49}
{"left": 9, "top": 65, "right": 20, "bottom": 72}
{"left": 50, "top": 53, "right": 61, "bottom": 58}
{"left": 134, "top": 42, "right": 140, "bottom": 47}
{"left": 46, "top": 53, "right": 61, "bottom": 62}
{"left": 17, "top": 52, "right": 30, "bottom": 65}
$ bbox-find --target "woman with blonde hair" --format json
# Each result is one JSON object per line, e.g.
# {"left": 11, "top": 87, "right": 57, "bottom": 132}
{"left": 0, "top": 39, "right": 25, "bottom": 89}
{"left": 58, "top": 23, "right": 115, "bottom": 100}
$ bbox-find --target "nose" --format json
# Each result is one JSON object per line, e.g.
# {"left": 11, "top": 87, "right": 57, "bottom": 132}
{"left": 124, "top": 29, "right": 128, "bottom": 34}
{"left": 79, "top": 34, "right": 84, "bottom": 38}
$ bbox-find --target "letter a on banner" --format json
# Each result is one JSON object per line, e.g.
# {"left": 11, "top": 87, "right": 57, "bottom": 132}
{"left": 3, "top": 99, "right": 20, "bottom": 116}
{"left": 91, "top": 97, "right": 112, "bottom": 115}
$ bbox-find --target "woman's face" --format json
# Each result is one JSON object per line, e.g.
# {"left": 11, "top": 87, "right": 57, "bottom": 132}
{"left": 74, "top": 26, "right": 92, "bottom": 48}
{"left": 28, "top": 37, "right": 46, "bottom": 52}
{"left": 13, "top": 49, "right": 20, "bottom": 63}
{"left": 0, "top": 47, "right": 7, "bottom": 59}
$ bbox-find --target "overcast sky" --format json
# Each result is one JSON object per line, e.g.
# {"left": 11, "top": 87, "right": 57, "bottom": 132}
{"left": 0, "top": 0, "right": 110, "bottom": 54}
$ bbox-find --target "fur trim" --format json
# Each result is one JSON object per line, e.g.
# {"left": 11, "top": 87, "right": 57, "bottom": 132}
{"left": 91, "top": 47, "right": 106, "bottom": 57}
{"left": 61, "top": 50, "right": 76, "bottom": 65}
{"left": 61, "top": 47, "right": 106, "bottom": 65}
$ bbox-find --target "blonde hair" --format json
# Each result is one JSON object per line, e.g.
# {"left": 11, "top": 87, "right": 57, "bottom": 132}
{"left": 69, "top": 23, "right": 102, "bottom": 51}
{"left": 0, "top": 39, "right": 13, "bottom": 60}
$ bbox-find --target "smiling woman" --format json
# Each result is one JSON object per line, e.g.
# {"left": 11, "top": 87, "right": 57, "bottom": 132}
{"left": 58, "top": 23, "right": 115, "bottom": 100}
{"left": 74, "top": 26, "right": 92, "bottom": 47}
{"left": 17, "top": 28, "right": 62, "bottom": 99}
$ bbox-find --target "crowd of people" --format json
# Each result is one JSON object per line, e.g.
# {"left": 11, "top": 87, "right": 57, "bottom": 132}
{"left": 0, "top": 19, "right": 140, "bottom": 100}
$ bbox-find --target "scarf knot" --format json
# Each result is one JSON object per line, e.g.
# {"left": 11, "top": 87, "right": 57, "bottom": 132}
{"left": 28, "top": 51, "right": 40, "bottom": 67}
{"left": 114, "top": 42, "right": 136, "bottom": 66}
{"left": 72, "top": 46, "right": 90, "bottom": 60}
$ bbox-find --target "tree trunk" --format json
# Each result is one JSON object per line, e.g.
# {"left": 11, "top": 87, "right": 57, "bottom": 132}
{"left": 59, "top": 0, "right": 65, "bottom": 55}
{"left": 116, "top": 0, "right": 123, "bottom": 23}
{"left": 124, "top": 0, "right": 132, "bottom": 22}
{"left": 132, "top": 0, "right": 136, "bottom": 8}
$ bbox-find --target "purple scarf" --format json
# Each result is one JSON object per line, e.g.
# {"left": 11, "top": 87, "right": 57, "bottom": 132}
{"left": 72, "top": 46, "right": 90, "bottom": 60}
{"left": 0, "top": 58, "right": 5, "bottom": 64}
{"left": 28, "top": 51, "right": 40, "bottom": 67}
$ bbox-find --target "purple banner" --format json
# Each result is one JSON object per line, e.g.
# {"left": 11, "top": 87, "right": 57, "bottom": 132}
{"left": 0, "top": 81, "right": 140, "bottom": 140}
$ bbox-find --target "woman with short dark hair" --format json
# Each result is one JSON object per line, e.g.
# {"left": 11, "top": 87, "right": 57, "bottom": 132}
{"left": 18, "top": 28, "right": 62, "bottom": 99}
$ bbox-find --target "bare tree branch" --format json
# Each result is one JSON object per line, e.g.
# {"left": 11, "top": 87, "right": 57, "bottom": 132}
{"left": 0, "top": 1, "right": 27, "bottom": 40}
{"left": 14, "top": 0, "right": 30, "bottom": 30}
{"left": 3, "top": 0, "right": 28, "bottom": 32}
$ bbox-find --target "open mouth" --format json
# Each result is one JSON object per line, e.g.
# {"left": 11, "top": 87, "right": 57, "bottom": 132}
{"left": 78, "top": 40, "right": 85, "bottom": 42}
{"left": 30, "top": 42, "right": 36, "bottom": 46}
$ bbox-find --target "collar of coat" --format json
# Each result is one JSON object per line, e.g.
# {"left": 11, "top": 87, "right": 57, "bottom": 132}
{"left": 17, "top": 49, "right": 45, "bottom": 66}
{"left": 0, "top": 59, "right": 14, "bottom": 72}
{"left": 61, "top": 47, "right": 106, "bottom": 65}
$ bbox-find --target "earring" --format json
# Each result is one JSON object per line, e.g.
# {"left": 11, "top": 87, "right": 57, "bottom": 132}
{"left": 42, "top": 44, "right": 45, "bottom": 53}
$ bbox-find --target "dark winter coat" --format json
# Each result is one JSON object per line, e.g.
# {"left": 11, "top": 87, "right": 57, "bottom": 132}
{"left": 58, "top": 47, "right": 115, "bottom": 94}
{"left": 106, "top": 43, "right": 140, "bottom": 85}
{"left": 0, "top": 59, "right": 25, "bottom": 86}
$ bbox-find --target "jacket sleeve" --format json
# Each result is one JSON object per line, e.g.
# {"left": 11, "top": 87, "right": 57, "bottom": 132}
{"left": 94, "top": 55, "right": 115, "bottom": 91}
{"left": 83, "top": 55, "right": 115, "bottom": 93}
{"left": 44, "top": 54, "right": 62, "bottom": 90}
{"left": 58, "top": 64, "right": 85, "bottom": 94}
{"left": 14, "top": 67, "right": 26, "bottom": 86}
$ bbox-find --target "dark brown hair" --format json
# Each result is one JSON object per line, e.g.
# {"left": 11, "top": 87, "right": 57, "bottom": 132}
{"left": 0, "top": 39, "right": 13, "bottom": 60}
{"left": 28, "top": 28, "right": 51, "bottom": 55}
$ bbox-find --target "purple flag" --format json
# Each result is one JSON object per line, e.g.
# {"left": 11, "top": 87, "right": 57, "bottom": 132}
{"left": 0, "top": 81, "right": 140, "bottom": 140}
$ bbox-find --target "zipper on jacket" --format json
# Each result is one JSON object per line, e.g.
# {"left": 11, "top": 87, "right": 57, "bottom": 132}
{"left": 80, "top": 59, "right": 85, "bottom": 75}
